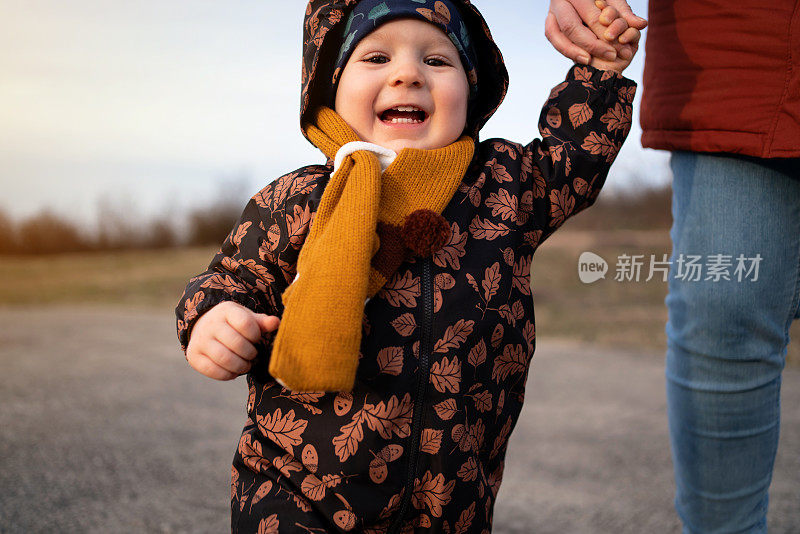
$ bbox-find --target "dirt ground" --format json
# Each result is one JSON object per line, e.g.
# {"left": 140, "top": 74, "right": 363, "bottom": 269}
{"left": 0, "top": 307, "right": 798, "bottom": 533}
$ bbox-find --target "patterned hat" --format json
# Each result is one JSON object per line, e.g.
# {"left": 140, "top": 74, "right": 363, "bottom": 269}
{"left": 330, "top": 0, "right": 479, "bottom": 101}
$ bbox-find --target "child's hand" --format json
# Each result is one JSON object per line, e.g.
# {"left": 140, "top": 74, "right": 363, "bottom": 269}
{"left": 186, "top": 301, "right": 280, "bottom": 381}
{"left": 587, "top": 0, "right": 642, "bottom": 73}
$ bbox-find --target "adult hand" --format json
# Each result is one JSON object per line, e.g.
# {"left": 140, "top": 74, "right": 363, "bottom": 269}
{"left": 546, "top": 0, "right": 647, "bottom": 65}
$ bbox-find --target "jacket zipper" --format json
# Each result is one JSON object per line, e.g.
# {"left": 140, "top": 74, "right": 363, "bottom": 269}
{"left": 388, "top": 258, "right": 434, "bottom": 533}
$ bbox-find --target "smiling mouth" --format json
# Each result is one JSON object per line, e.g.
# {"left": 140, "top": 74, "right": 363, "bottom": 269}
{"left": 379, "top": 106, "right": 429, "bottom": 125}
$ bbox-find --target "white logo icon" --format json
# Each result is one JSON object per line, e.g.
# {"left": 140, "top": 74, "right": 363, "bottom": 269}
{"left": 578, "top": 252, "right": 608, "bottom": 284}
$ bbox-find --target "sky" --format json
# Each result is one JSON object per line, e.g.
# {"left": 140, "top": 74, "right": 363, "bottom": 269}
{"left": 0, "top": 0, "right": 666, "bottom": 228}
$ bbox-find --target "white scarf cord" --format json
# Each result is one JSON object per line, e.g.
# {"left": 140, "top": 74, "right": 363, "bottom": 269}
{"left": 333, "top": 141, "right": 398, "bottom": 175}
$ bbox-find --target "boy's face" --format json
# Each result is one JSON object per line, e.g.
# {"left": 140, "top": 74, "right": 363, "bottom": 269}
{"left": 334, "top": 18, "right": 470, "bottom": 153}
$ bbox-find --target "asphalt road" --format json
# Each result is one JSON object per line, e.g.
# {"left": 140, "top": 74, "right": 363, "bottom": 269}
{"left": 0, "top": 307, "right": 798, "bottom": 533}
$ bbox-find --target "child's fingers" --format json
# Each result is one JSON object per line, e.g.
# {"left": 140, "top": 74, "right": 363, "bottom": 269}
{"left": 618, "top": 26, "right": 641, "bottom": 46}
{"left": 205, "top": 339, "right": 252, "bottom": 376}
{"left": 602, "top": 16, "right": 630, "bottom": 41}
{"left": 254, "top": 313, "right": 281, "bottom": 334}
{"left": 606, "top": 0, "right": 647, "bottom": 29}
{"left": 188, "top": 352, "right": 239, "bottom": 381}
{"left": 215, "top": 324, "right": 259, "bottom": 361}
{"left": 223, "top": 304, "right": 263, "bottom": 343}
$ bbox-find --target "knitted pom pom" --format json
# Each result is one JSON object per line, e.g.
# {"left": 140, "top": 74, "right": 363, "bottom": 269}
{"left": 402, "top": 209, "right": 450, "bottom": 257}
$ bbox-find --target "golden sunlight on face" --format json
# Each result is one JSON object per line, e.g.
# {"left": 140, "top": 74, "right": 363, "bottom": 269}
{"left": 334, "top": 18, "right": 470, "bottom": 153}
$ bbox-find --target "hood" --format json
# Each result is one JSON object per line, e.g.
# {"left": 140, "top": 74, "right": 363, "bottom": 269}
{"left": 299, "top": 0, "right": 509, "bottom": 144}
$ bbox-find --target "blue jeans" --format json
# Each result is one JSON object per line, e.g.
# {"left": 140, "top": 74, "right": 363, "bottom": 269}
{"left": 666, "top": 152, "right": 800, "bottom": 533}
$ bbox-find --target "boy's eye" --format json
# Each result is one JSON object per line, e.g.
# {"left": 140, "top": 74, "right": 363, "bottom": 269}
{"left": 363, "top": 54, "right": 388, "bottom": 64}
{"left": 425, "top": 57, "right": 449, "bottom": 67}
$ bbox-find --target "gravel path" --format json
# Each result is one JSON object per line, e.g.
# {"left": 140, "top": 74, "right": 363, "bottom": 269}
{"left": 0, "top": 307, "right": 797, "bottom": 533}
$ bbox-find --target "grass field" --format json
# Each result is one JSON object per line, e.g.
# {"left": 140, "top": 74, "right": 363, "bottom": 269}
{"left": 1, "top": 232, "right": 797, "bottom": 365}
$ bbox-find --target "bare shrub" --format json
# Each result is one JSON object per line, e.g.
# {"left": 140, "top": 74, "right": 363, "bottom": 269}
{"left": 185, "top": 177, "right": 250, "bottom": 246}
{"left": 16, "top": 210, "right": 89, "bottom": 255}
{"left": 567, "top": 182, "right": 673, "bottom": 231}
{"left": 0, "top": 209, "right": 17, "bottom": 254}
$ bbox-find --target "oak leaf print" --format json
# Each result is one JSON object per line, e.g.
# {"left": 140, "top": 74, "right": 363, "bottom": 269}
{"left": 600, "top": 103, "right": 633, "bottom": 136}
{"left": 289, "top": 172, "right": 317, "bottom": 197}
{"left": 491, "top": 140, "right": 520, "bottom": 160}
{"left": 486, "top": 158, "right": 513, "bottom": 183}
{"left": 618, "top": 85, "right": 636, "bottom": 104}
{"left": 568, "top": 102, "right": 593, "bottom": 127}
{"left": 469, "top": 216, "right": 510, "bottom": 241}
{"left": 333, "top": 409, "right": 365, "bottom": 462}
{"left": 238, "top": 432, "right": 269, "bottom": 473}
{"left": 457, "top": 456, "right": 478, "bottom": 482}
{"left": 287, "top": 203, "right": 312, "bottom": 249}
{"left": 433, "top": 398, "right": 458, "bottom": 420}
{"left": 433, "top": 222, "right": 467, "bottom": 270}
{"left": 271, "top": 173, "right": 296, "bottom": 211}
{"left": 581, "top": 132, "right": 618, "bottom": 162}
{"left": 454, "top": 502, "right": 476, "bottom": 534}
{"left": 273, "top": 454, "right": 302, "bottom": 478}
{"left": 485, "top": 189, "right": 518, "bottom": 221}
{"left": 379, "top": 270, "right": 421, "bottom": 308}
{"left": 285, "top": 392, "right": 324, "bottom": 415}
{"left": 472, "top": 390, "right": 492, "bottom": 413}
{"left": 257, "top": 514, "right": 279, "bottom": 534}
{"left": 391, "top": 313, "right": 417, "bottom": 336}
{"left": 528, "top": 169, "right": 545, "bottom": 206}
{"left": 573, "top": 66, "right": 593, "bottom": 83}
{"left": 433, "top": 319, "right": 474, "bottom": 354}
{"left": 301, "top": 474, "right": 328, "bottom": 501}
{"left": 420, "top": 428, "right": 443, "bottom": 454}
{"left": 412, "top": 471, "right": 455, "bottom": 518}
{"left": 184, "top": 291, "right": 204, "bottom": 323}
{"left": 240, "top": 259, "right": 276, "bottom": 286}
{"left": 376, "top": 347, "right": 403, "bottom": 376}
{"left": 549, "top": 185, "right": 575, "bottom": 228}
{"left": 482, "top": 262, "right": 502, "bottom": 303}
{"left": 512, "top": 300, "right": 526, "bottom": 321}
{"left": 232, "top": 222, "right": 252, "bottom": 247}
{"left": 429, "top": 356, "right": 462, "bottom": 394}
{"left": 492, "top": 344, "right": 528, "bottom": 382}
{"left": 513, "top": 256, "right": 532, "bottom": 295}
{"left": 201, "top": 274, "right": 247, "bottom": 294}
{"left": 524, "top": 230, "right": 542, "bottom": 248}
{"left": 523, "top": 320, "right": 536, "bottom": 352}
{"left": 362, "top": 393, "right": 413, "bottom": 439}
{"left": 467, "top": 339, "right": 487, "bottom": 368}
{"left": 256, "top": 409, "right": 307, "bottom": 456}
{"left": 497, "top": 304, "right": 515, "bottom": 326}
{"left": 465, "top": 273, "right": 480, "bottom": 295}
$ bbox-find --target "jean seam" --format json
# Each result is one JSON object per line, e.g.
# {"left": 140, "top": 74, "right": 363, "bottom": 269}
{"left": 789, "top": 229, "right": 800, "bottom": 327}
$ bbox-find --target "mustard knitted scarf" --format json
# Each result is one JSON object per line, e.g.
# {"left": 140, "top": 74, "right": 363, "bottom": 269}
{"left": 269, "top": 106, "right": 474, "bottom": 392}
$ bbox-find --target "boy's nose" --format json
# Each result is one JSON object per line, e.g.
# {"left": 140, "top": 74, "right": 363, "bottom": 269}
{"left": 389, "top": 61, "right": 424, "bottom": 88}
